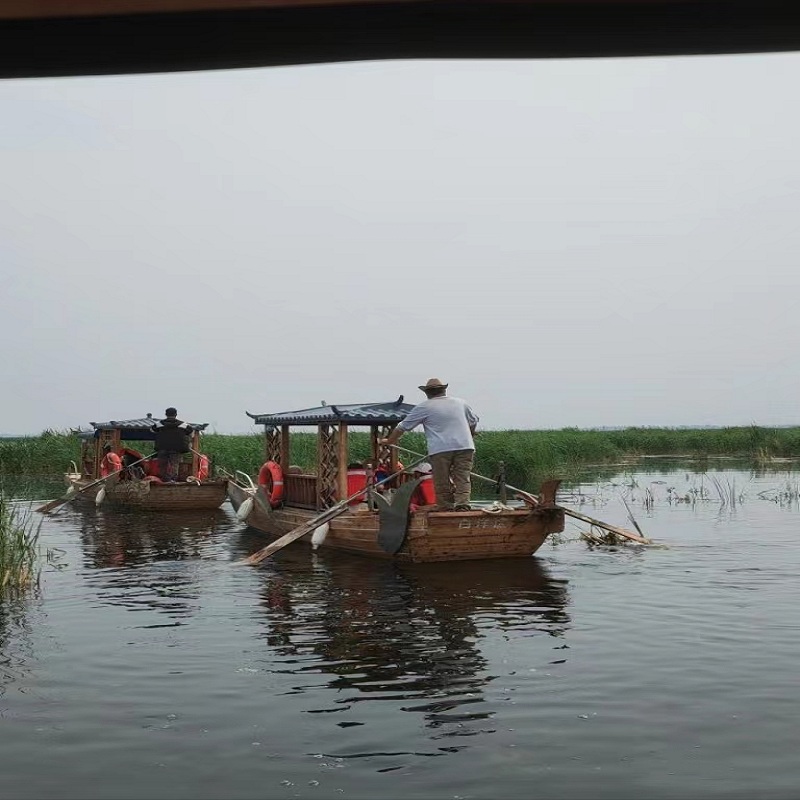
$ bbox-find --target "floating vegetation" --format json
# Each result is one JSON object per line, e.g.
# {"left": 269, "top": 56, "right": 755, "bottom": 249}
{"left": 563, "top": 469, "right": 772, "bottom": 516}
{"left": 0, "top": 492, "right": 41, "bottom": 594}
{"left": 581, "top": 527, "right": 632, "bottom": 548}
{"left": 757, "top": 476, "right": 800, "bottom": 506}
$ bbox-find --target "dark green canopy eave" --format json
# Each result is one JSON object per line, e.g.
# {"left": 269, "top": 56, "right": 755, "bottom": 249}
{"left": 78, "top": 417, "right": 209, "bottom": 441}
{"left": 247, "top": 398, "right": 415, "bottom": 427}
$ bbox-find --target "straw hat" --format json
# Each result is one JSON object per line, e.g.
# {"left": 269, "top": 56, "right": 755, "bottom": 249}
{"left": 418, "top": 377, "right": 448, "bottom": 392}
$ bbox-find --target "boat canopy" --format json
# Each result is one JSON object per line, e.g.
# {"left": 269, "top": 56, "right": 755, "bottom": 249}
{"left": 79, "top": 415, "right": 209, "bottom": 441}
{"left": 247, "top": 397, "right": 415, "bottom": 427}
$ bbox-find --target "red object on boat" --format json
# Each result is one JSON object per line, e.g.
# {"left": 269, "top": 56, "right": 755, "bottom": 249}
{"left": 258, "top": 461, "right": 285, "bottom": 508}
{"left": 346, "top": 469, "right": 368, "bottom": 505}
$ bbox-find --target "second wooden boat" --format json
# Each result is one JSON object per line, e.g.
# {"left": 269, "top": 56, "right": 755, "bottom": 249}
{"left": 65, "top": 415, "right": 227, "bottom": 511}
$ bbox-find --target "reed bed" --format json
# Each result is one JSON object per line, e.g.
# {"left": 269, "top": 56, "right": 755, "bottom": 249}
{"left": 4, "top": 426, "right": 800, "bottom": 488}
{"left": 0, "top": 431, "right": 80, "bottom": 475}
{"left": 0, "top": 492, "right": 41, "bottom": 594}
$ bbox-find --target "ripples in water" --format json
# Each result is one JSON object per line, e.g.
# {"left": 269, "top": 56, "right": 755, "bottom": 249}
{"left": 249, "top": 554, "right": 569, "bottom": 739}
{"left": 1, "top": 469, "right": 800, "bottom": 799}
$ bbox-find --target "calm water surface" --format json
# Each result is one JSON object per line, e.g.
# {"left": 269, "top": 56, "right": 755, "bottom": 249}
{"left": 1, "top": 467, "right": 799, "bottom": 800}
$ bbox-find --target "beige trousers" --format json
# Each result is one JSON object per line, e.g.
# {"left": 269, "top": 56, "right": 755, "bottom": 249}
{"left": 429, "top": 449, "right": 475, "bottom": 509}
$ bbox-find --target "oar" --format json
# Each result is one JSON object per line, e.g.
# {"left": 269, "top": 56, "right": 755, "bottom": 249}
{"left": 238, "top": 456, "right": 426, "bottom": 567}
{"left": 36, "top": 455, "right": 152, "bottom": 515}
{"left": 388, "top": 444, "right": 651, "bottom": 545}
{"left": 537, "top": 503, "right": 650, "bottom": 543}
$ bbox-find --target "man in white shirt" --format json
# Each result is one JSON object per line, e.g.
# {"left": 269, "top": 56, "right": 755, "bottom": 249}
{"left": 380, "top": 378, "right": 479, "bottom": 511}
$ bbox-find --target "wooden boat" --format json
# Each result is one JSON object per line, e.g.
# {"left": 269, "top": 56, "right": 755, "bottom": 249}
{"left": 228, "top": 398, "right": 564, "bottom": 562}
{"left": 65, "top": 415, "right": 227, "bottom": 511}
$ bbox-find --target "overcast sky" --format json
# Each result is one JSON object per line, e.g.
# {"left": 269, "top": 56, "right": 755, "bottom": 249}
{"left": 2, "top": 52, "right": 799, "bottom": 433}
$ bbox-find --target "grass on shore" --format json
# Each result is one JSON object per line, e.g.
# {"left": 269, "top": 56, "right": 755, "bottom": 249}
{"left": 2, "top": 425, "right": 800, "bottom": 489}
{"left": 0, "top": 492, "right": 41, "bottom": 594}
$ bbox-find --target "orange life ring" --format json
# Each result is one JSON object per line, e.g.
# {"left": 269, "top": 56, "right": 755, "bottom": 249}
{"left": 258, "top": 461, "right": 285, "bottom": 508}
{"left": 195, "top": 454, "right": 210, "bottom": 482}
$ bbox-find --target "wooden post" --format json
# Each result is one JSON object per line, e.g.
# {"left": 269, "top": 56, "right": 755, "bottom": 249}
{"left": 264, "top": 426, "right": 281, "bottom": 463}
{"left": 370, "top": 425, "right": 379, "bottom": 463}
{"left": 374, "top": 424, "right": 398, "bottom": 480}
{"left": 386, "top": 424, "right": 398, "bottom": 476}
{"left": 316, "top": 425, "right": 322, "bottom": 509}
{"left": 364, "top": 459, "right": 375, "bottom": 509}
{"left": 497, "top": 460, "right": 508, "bottom": 505}
{"left": 280, "top": 425, "right": 290, "bottom": 470}
{"left": 316, "top": 424, "right": 338, "bottom": 510}
{"left": 191, "top": 431, "right": 200, "bottom": 476}
{"left": 337, "top": 423, "right": 348, "bottom": 504}
{"left": 81, "top": 439, "right": 92, "bottom": 477}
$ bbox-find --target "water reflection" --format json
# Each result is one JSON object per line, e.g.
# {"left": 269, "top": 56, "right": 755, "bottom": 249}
{"left": 252, "top": 550, "right": 570, "bottom": 738}
{"left": 73, "top": 505, "right": 228, "bottom": 569}
{"left": 71, "top": 505, "right": 231, "bottom": 623}
{"left": 0, "top": 596, "right": 36, "bottom": 703}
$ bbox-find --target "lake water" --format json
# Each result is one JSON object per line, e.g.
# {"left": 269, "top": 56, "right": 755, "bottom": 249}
{"left": 1, "top": 465, "right": 799, "bottom": 800}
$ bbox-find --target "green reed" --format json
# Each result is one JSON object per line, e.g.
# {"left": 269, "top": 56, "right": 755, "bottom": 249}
{"left": 0, "top": 431, "right": 81, "bottom": 475}
{"left": 0, "top": 492, "right": 41, "bottom": 594}
{"left": 4, "top": 426, "right": 800, "bottom": 491}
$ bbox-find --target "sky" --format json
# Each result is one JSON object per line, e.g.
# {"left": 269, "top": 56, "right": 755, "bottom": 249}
{"left": 2, "top": 52, "right": 800, "bottom": 434}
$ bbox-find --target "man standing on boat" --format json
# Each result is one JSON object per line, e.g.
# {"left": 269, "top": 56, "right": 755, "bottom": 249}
{"left": 380, "top": 378, "right": 479, "bottom": 511}
{"left": 151, "top": 408, "right": 193, "bottom": 483}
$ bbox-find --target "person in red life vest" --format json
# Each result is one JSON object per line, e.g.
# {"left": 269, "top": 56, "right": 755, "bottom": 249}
{"left": 150, "top": 407, "right": 194, "bottom": 483}
{"left": 99, "top": 442, "right": 123, "bottom": 477}
{"left": 409, "top": 462, "right": 437, "bottom": 512}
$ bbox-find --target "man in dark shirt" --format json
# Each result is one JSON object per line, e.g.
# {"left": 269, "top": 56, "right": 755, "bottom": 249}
{"left": 151, "top": 407, "right": 193, "bottom": 482}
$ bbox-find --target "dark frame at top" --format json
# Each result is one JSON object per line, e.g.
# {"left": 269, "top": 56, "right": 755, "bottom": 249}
{"left": 1, "top": 0, "right": 799, "bottom": 79}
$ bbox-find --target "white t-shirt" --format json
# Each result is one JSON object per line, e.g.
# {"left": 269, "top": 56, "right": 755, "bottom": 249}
{"left": 397, "top": 396, "right": 479, "bottom": 456}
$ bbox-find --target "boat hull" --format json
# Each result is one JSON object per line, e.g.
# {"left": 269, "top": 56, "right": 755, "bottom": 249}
{"left": 228, "top": 482, "right": 564, "bottom": 563}
{"left": 67, "top": 475, "right": 228, "bottom": 511}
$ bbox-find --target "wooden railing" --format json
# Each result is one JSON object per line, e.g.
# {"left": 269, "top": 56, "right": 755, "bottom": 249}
{"left": 284, "top": 474, "right": 317, "bottom": 509}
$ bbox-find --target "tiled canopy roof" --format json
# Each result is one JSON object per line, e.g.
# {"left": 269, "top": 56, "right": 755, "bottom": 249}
{"left": 78, "top": 416, "right": 209, "bottom": 438}
{"left": 247, "top": 397, "right": 415, "bottom": 427}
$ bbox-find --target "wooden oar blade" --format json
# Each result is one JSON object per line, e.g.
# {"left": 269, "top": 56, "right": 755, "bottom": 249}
{"left": 239, "top": 504, "right": 349, "bottom": 566}
{"left": 36, "top": 496, "right": 70, "bottom": 514}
